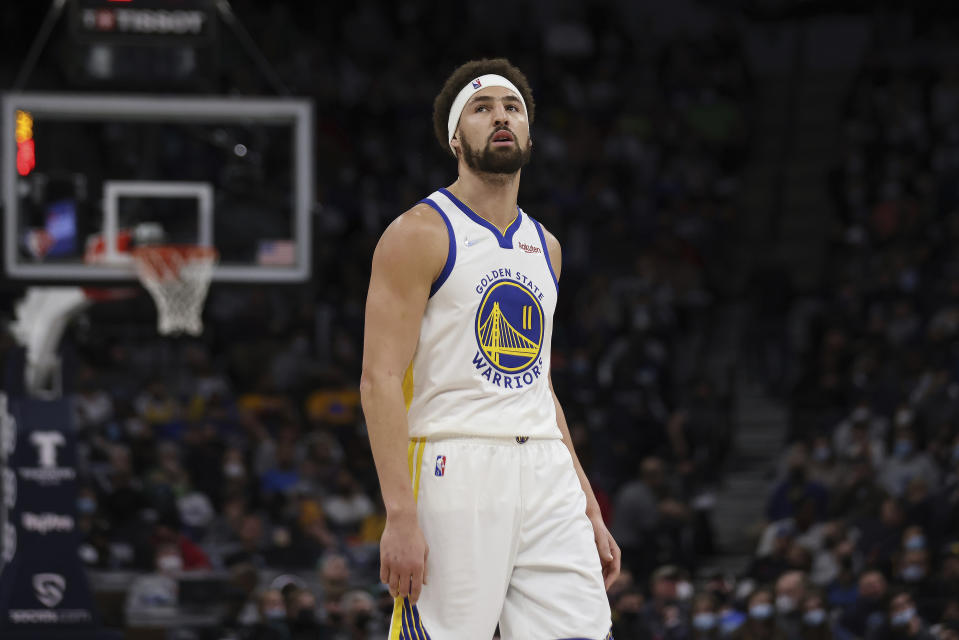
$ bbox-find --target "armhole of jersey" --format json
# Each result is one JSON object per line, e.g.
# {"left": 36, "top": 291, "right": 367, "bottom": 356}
{"left": 419, "top": 198, "right": 456, "bottom": 298}
{"left": 531, "top": 216, "right": 559, "bottom": 291}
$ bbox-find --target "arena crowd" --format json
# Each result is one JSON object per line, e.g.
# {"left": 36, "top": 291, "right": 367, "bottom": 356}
{"left": 2, "top": 2, "right": 958, "bottom": 639}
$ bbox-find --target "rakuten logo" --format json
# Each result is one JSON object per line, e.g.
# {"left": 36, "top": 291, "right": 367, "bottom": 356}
{"left": 21, "top": 512, "right": 74, "bottom": 535}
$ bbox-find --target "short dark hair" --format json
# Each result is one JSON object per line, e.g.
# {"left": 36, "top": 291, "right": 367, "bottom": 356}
{"left": 887, "top": 588, "right": 915, "bottom": 610}
{"left": 432, "top": 58, "right": 535, "bottom": 157}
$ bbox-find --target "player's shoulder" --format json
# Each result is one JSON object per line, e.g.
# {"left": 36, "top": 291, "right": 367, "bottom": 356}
{"left": 372, "top": 201, "right": 450, "bottom": 279}
{"left": 524, "top": 212, "right": 561, "bottom": 251}
{"left": 382, "top": 201, "right": 449, "bottom": 242}
{"left": 538, "top": 224, "right": 561, "bottom": 254}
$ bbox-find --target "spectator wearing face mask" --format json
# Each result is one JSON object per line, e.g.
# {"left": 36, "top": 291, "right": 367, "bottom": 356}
{"left": 717, "top": 601, "right": 748, "bottom": 638}
{"left": 75, "top": 485, "right": 109, "bottom": 568}
{"left": 831, "top": 407, "right": 886, "bottom": 470}
{"left": 610, "top": 587, "right": 651, "bottom": 639}
{"left": 899, "top": 527, "right": 927, "bottom": 555}
{"left": 879, "top": 427, "right": 939, "bottom": 498}
{"left": 799, "top": 590, "right": 834, "bottom": 640}
{"left": 248, "top": 588, "right": 291, "bottom": 640}
{"left": 808, "top": 435, "right": 842, "bottom": 491}
{"left": 894, "top": 547, "right": 937, "bottom": 622}
{"left": 146, "top": 518, "right": 211, "bottom": 571}
{"left": 640, "top": 565, "right": 692, "bottom": 640}
{"left": 691, "top": 592, "right": 720, "bottom": 639}
{"left": 775, "top": 570, "right": 808, "bottom": 640}
{"left": 822, "top": 535, "right": 859, "bottom": 611}
{"left": 873, "top": 590, "right": 935, "bottom": 640}
{"left": 732, "top": 587, "right": 788, "bottom": 640}
{"left": 333, "top": 590, "right": 386, "bottom": 640}
{"left": 284, "top": 587, "right": 326, "bottom": 640}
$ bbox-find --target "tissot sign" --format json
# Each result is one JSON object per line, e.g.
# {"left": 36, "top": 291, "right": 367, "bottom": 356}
{"left": 0, "top": 395, "right": 98, "bottom": 631}
{"left": 71, "top": 0, "right": 215, "bottom": 43}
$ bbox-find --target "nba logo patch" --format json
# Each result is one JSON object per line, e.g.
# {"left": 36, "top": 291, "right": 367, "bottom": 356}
{"left": 435, "top": 455, "right": 446, "bottom": 477}
{"left": 472, "top": 78, "right": 482, "bottom": 89}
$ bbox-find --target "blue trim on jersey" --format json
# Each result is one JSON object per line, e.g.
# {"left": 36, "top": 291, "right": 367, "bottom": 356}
{"left": 419, "top": 198, "right": 457, "bottom": 298}
{"left": 438, "top": 187, "right": 522, "bottom": 249}
{"left": 530, "top": 215, "right": 559, "bottom": 291}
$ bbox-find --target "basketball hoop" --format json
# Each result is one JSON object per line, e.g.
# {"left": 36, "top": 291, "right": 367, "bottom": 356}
{"left": 131, "top": 245, "right": 218, "bottom": 336}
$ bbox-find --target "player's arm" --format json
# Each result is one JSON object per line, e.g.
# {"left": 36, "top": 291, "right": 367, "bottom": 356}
{"left": 360, "top": 203, "right": 448, "bottom": 603}
{"left": 542, "top": 228, "right": 622, "bottom": 590}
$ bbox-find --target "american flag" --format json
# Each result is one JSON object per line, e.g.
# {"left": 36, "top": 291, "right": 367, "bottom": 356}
{"left": 257, "top": 240, "right": 295, "bottom": 266}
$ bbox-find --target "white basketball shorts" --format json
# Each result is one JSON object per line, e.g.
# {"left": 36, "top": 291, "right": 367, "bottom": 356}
{"left": 388, "top": 436, "right": 613, "bottom": 640}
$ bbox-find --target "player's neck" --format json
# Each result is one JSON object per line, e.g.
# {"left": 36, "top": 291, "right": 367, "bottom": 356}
{"left": 447, "top": 170, "right": 521, "bottom": 234}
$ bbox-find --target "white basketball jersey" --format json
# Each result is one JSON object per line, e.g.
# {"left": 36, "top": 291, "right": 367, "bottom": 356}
{"left": 404, "top": 188, "right": 560, "bottom": 439}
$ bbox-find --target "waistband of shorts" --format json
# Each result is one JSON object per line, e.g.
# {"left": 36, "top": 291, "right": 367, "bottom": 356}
{"left": 409, "top": 434, "right": 562, "bottom": 445}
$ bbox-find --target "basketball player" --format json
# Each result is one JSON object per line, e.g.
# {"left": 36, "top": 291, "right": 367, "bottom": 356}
{"left": 361, "top": 58, "right": 619, "bottom": 640}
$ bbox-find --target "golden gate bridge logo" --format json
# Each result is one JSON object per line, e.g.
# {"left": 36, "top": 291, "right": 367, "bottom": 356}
{"left": 475, "top": 280, "right": 543, "bottom": 373}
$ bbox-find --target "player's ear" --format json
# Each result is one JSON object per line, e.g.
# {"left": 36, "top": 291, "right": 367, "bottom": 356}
{"left": 450, "top": 135, "right": 460, "bottom": 158}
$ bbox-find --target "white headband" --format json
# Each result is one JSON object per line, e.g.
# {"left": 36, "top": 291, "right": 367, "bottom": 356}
{"left": 447, "top": 74, "right": 527, "bottom": 154}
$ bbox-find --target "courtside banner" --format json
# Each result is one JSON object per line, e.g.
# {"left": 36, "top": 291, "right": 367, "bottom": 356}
{"left": 0, "top": 396, "right": 98, "bottom": 631}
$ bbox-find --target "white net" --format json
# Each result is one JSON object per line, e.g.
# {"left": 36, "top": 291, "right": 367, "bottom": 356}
{"left": 132, "top": 246, "right": 218, "bottom": 336}
{"left": 10, "top": 287, "right": 91, "bottom": 394}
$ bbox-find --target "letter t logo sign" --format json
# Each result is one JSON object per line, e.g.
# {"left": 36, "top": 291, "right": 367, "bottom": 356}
{"left": 30, "top": 432, "right": 65, "bottom": 469}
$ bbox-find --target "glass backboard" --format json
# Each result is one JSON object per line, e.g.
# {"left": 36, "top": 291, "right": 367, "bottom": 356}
{"left": 3, "top": 92, "right": 313, "bottom": 282}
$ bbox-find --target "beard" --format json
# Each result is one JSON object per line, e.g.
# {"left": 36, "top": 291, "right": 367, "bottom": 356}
{"left": 460, "top": 130, "right": 532, "bottom": 175}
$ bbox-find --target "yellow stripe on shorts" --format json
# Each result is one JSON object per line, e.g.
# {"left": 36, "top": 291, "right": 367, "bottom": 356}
{"left": 389, "top": 438, "right": 428, "bottom": 640}
{"left": 389, "top": 600, "right": 405, "bottom": 640}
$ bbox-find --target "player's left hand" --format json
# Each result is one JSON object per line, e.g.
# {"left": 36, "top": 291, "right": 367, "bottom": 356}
{"left": 589, "top": 513, "right": 621, "bottom": 590}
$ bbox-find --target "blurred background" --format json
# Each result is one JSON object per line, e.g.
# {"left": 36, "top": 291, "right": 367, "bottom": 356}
{"left": 1, "top": 0, "right": 959, "bottom": 639}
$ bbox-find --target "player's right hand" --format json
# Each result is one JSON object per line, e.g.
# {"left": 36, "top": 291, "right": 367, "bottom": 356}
{"left": 380, "top": 511, "right": 429, "bottom": 604}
